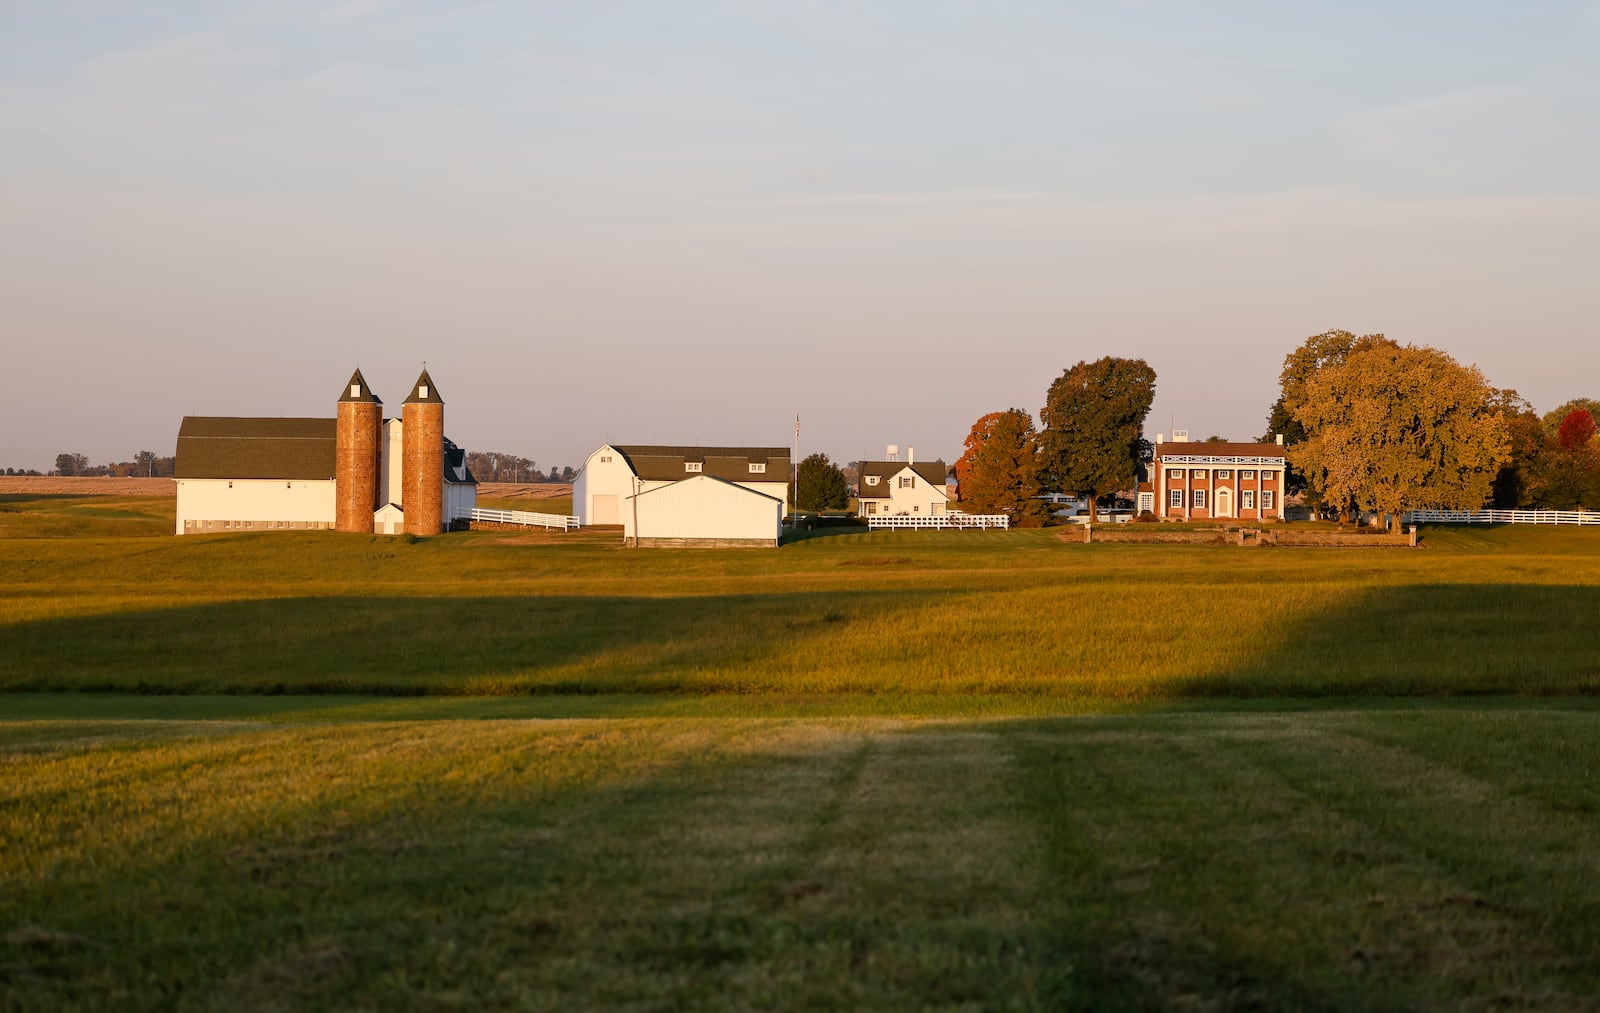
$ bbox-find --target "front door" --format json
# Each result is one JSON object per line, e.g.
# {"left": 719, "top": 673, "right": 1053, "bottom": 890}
{"left": 1215, "top": 488, "right": 1233, "bottom": 518}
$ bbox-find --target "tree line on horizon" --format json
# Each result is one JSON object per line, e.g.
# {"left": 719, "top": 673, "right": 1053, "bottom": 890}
{"left": 950, "top": 331, "right": 1598, "bottom": 526}
{"left": 17, "top": 449, "right": 575, "bottom": 483}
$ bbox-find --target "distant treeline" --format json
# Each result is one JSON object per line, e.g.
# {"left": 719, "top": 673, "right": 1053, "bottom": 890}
{"left": 27, "top": 452, "right": 177, "bottom": 478}
{"left": 461, "top": 452, "right": 573, "bottom": 484}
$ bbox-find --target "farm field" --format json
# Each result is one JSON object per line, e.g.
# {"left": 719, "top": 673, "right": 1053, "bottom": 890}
{"left": 4, "top": 492, "right": 1600, "bottom": 1008}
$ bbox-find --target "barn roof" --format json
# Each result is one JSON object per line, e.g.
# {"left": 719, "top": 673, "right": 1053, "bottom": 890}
{"left": 175, "top": 417, "right": 336, "bottom": 480}
{"left": 613, "top": 445, "right": 790, "bottom": 483}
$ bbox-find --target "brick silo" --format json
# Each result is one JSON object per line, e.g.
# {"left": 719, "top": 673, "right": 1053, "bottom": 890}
{"left": 401, "top": 369, "right": 445, "bottom": 535}
{"left": 335, "top": 368, "right": 383, "bottom": 533}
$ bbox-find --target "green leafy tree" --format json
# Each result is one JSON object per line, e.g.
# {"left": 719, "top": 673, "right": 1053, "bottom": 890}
{"left": 954, "top": 409, "right": 1049, "bottom": 526}
{"left": 1489, "top": 391, "right": 1546, "bottom": 508}
{"left": 54, "top": 453, "right": 88, "bottom": 476}
{"left": 794, "top": 453, "right": 849, "bottom": 511}
{"left": 1531, "top": 408, "right": 1600, "bottom": 509}
{"left": 1039, "top": 357, "right": 1156, "bottom": 523}
{"left": 1541, "top": 398, "right": 1600, "bottom": 437}
{"left": 1290, "top": 342, "right": 1510, "bottom": 522}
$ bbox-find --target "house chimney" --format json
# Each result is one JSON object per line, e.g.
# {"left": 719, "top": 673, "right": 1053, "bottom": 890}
{"left": 908, "top": 446, "right": 915, "bottom": 466}
{"left": 1156, "top": 434, "right": 1164, "bottom": 445}
{"left": 1275, "top": 433, "right": 1284, "bottom": 446}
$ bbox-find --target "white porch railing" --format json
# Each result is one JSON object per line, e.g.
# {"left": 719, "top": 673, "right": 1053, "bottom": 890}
{"left": 468, "top": 507, "right": 580, "bottom": 530}
{"left": 866, "top": 513, "right": 1010, "bottom": 530}
{"left": 1403, "top": 508, "right": 1600, "bottom": 526}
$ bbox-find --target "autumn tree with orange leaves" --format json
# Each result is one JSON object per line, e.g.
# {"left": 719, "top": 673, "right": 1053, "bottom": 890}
{"left": 954, "top": 408, "right": 1050, "bottom": 526}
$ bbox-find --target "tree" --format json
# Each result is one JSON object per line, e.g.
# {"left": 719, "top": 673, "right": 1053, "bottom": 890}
{"left": 794, "top": 453, "right": 849, "bottom": 511}
{"left": 1531, "top": 408, "right": 1600, "bottom": 509}
{"left": 54, "top": 453, "right": 88, "bottom": 476}
{"left": 1289, "top": 342, "right": 1510, "bottom": 522}
{"left": 134, "top": 450, "right": 159, "bottom": 477}
{"left": 1263, "top": 330, "right": 1396, "bottom": 506}
{"left": 1542, "top": 398, "right": 1600, "bottom": 437}
{"left": 561, "top": 466, "right": 576, "bottom": 482}
{"left": 1039, "top": 357, "right": 1157, "bottom": 523}
{"left": 954, "top": 409, "right": 1049, "bottom": 525}
{"left": 1557, "top": 408, "right": 1597, "bottom": 450}
{"left": 1488, "top": 391, "right": 1546, "bottom": 508}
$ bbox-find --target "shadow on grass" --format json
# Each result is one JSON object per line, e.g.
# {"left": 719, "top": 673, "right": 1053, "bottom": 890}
{"left": 0, "top": 590, "right": 949, "bottom": 695}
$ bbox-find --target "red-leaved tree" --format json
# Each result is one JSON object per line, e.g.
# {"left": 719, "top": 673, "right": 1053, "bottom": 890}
{"left": 1557, "top": 409, "right": 1597, "bottom": 450}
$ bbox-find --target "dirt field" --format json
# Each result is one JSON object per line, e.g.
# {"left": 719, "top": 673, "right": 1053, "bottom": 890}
{"left": 475, "top": 482, "right": 572, "bottom": 500}
{"left": 0, "top": 476, "right": 176, "bottom": 496}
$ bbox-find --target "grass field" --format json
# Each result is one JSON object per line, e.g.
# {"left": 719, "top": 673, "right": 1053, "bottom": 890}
{"left": 4, "top": 493, "right": 1600, "bottom": 1008}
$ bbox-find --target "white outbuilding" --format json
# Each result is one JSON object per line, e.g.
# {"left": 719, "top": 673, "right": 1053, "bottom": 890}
{"left": 573, "top": 444, "right": 791, "bottom": 526}
{"left": 621, "top": 475, "right": 784, "bottom": 548}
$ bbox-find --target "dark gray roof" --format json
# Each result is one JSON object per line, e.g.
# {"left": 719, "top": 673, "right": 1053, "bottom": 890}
{"left": 403, "top": 369, "right": 443, "bottom": 405}
{"left": 856, "top": 460, "right": 948, "bottom": 499}
{"left": 614, "top": 445, "right": 790, "bottom": 483}
{"left": 175, "top": 417, "right": 336, "bottom": 480}
{"left": 1155, "top": 441, "right": 1286, "bottom": 460}
{"left": 177, "top": 416, "right": 475, "bottom": 483}
{"left": 337, "top": 368, "right": 382, "bottom": 404}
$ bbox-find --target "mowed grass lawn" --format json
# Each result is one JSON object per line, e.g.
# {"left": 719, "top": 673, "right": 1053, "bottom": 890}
{"left": 4, "top": 494, "right": 1600, "bottom": 1007}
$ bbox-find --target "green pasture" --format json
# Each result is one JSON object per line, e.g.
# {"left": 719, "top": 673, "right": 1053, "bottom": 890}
{"left": 1, "top": 493, "right": 1597, "bottom": 699}
{"left": 4, "top": 494, "right": 1600, "bottom": 1007}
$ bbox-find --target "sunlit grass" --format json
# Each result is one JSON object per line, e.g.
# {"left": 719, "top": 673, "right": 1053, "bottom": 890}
{"left": 6, "top": 705, "right": 1600, "bottom": 1007}
{"left": 2, "top": 496, "right": 1598, "bottom": 698}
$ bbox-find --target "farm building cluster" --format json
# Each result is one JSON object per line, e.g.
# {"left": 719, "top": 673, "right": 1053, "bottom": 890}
{"left": 174, "top": 370, "right": 1294, "bottom": 545}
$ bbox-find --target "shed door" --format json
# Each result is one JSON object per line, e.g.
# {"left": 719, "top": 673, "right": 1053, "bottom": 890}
{"left": 592, "top": 494, "right": 618, "bottom": 525}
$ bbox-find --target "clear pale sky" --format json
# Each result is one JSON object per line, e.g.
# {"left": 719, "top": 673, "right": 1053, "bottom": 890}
{"left": 3, "top": 2, "right": 1597, "bottom": 473}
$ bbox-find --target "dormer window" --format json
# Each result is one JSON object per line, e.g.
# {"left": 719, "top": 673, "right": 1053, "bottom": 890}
{"left": 865, "top": 475, "right": 879, "bottom": 486}
{"left": 748, "top": 463, "right": 766, "bottom": 474}
{"left": 685, "top": 462, "right": 702, "bottom": 473}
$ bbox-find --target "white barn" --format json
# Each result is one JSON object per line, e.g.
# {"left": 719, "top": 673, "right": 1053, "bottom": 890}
{"left": 621, "top": 475, "right": 784, "bottom": 547}
{"left": 174, "top": 370, "right": 477, "bottom": 535}
{"left": 573, "top": 445, "right": 790, "bottom": 525}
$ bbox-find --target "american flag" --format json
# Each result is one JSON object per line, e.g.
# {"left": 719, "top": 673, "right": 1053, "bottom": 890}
{"left": 794, "top": 413, "right": 800, "bottom": 440}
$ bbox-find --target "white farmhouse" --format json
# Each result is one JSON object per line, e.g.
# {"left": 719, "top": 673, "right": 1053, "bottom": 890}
{"left": 855, "top": 457, "right": 950, "bottom": 519}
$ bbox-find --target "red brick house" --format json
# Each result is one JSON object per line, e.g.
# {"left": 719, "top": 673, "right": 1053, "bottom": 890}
{"left": 1136, "top": 433, "right": 1287, "bottom": 521}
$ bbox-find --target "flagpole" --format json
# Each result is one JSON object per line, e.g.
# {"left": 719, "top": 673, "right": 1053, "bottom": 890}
{"left": 792, "top": 406, "right": 800, "bottom": 529}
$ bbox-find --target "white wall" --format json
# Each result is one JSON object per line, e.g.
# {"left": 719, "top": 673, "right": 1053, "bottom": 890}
{"left": 573, "top": 445, "right": 638, "bottom": 525}
{"left": 176, "top": 479, "right": 336, "bottom": 534}
{"left": 444, "top": 481, "right": 476, "bottom": 523}
{"left": 380, "top": 418, "right": 404, "bottom": 507}
{"left": 622, "top": 476, "right": 782, "bottom": 544}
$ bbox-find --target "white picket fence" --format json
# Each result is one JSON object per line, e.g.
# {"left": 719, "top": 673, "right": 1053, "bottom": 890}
{"left": 1403, "top": 508, "right": 1600, "bottom": 526}
{"left": 468, "top": 507, "right": 580, "bottom": 530}
{"left": 866, "top": 513, "right": 1010, "bottom": 530}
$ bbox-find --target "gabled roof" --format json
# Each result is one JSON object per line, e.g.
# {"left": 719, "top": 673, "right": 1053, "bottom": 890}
{"left": 338, "top": 369, "right": 382, "bottom": 404}
{"left": 626, "top": 473, "right": 785, "bottom": 504}
{"left": 613, "top": 445, "right": 791, "bottom": 483}
{"left": 856, "top": 460, "right": 949, "bottom": 500}
{"left": 1154, "top": 441, "right": 1285, "bottom": 461}
{"left": 403, "top": 369, "right": 443, "bottom": 406}
{"left": 175, "top": 417, "right": 336, "bottom": 480}
{"left": 444, "top": 438, "right": 478, "bottom": 485}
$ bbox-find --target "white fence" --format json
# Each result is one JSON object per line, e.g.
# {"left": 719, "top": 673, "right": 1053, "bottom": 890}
{"left": 1403, "top": 508, "right": 1600, "bottom": 526}
{"left": 866, "top": 513, "right": 1010, "bottom": 530}
{"left": 468, "top": 507, "right": 580, "bottom": 530}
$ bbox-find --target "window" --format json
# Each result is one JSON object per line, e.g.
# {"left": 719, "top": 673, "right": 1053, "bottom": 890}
{"left": 350, "top": 383, "right": 361, "bottom": 397}
{"left": 1193, "top": 490, "right": 1207, "bottom": 509}
{"left": 1216, "top": 470, "right": 1231, "bottom": 480}
{"left": 1169, "top": 489, "right": 1183, "bottom": 508}
{"left": 600, "top": 455, "right": 612, "bottom": 463}
{"left": 1167, "top": 469, "right": 1184, "bottom": 479}
{"left": 1263, "top": 470, "right": 1275, "bottom": 482}
{"left": 418, "top": 384, "right": 429, "bottom": 399}
{"left": 1241, "top": 469, "right": 1256, "bottom": 479}
{"left": 1242, "top": 490, "right": 1255, "bottom": 510}
{"left": 899, "top": 476, "right": 913, "bottom": 488}
{"left": 685, "top": 462, "right": 702, "bottom": 473}
{"left": 1191, "top": 469, "right": 1207, "bottom": 481}
{"left": 865, "top": 501, "right": 877, "bottom": 515}
{"left": 748, "top": 463, "right": 766, "bottom": 474}
{"left": 1139, "top": 493, "right": 1154, "bottom": 513}
{"left": 1262, "top": 491, "right": 1275, "bottom": 510}
{"left": 865, "top": 475, "right": 879, "bottom": 486}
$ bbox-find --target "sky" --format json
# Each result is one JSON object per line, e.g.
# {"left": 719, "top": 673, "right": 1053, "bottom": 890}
{"left": 3, "top": 1, "right": 1597, "bottom": 473}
